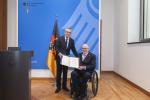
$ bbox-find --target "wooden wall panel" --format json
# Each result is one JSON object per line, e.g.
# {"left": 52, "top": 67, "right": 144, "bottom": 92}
{"left": 0, "top": 0, "right": 7, "bottom": 50}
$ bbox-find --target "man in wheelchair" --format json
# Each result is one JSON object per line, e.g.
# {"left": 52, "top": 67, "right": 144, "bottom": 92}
{"left": 71, "top": 44, "right": 96, "bottom": 100}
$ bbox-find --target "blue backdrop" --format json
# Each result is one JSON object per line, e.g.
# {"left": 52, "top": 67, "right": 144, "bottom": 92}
{"left": 18, "top": 0, "right": 100, "bottom": 69}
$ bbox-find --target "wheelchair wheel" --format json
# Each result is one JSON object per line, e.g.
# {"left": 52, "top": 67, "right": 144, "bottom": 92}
{"left": 70, "top": 78, "right": 73, "bottom": 97}
{"left": 91, "top": 71, "right": 98, "bottom": 96}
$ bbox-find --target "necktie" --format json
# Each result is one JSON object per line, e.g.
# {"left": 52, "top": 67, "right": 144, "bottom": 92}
{"left": 65, "top": 38, "right": 68, "bottom": 49}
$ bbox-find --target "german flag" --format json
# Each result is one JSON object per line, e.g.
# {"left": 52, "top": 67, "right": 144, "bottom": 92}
{"left": 47, "top": 19, "right": 60, "bottom": 77}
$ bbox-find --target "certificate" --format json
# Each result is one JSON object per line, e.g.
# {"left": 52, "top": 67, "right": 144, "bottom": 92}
{"left": 61, "top": 55, "right": 79, "bottom": 68}
{"left": 69, "top": 56, "right": 79, "bottom": 68}
{"left": 61, "top": 55, "right": 70, "bottom": 67}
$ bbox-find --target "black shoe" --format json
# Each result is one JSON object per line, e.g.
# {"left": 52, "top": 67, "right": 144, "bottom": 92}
{"left": 81, "top": 96, "right": 88, "bottom": 100}
{"left": 73, "top": 96, "right": 80, "bottom": 100}
{"left": 62, "top": 87, "right": 69, "bottom": 91}
{"left": 55, "top": 88, "right": 61, "bottom": 93}
{"left": 73, "top": 93, "right": 80, "bottom": 100}
{"left": 81, "top": 95, "right": 88, "bottom": 100}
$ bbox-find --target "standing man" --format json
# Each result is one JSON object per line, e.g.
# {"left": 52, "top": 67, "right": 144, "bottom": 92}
{"left": 55, "top": 28, "right": 78, "bottom": 93}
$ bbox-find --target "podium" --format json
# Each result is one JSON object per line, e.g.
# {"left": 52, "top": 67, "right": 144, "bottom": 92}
{"left": 0, "top": 51, "right": 33, "bottom": 100}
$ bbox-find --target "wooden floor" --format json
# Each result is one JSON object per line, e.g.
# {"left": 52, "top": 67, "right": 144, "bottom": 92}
{"left": 31, "top": 72, "right": 150, "bottom": 100}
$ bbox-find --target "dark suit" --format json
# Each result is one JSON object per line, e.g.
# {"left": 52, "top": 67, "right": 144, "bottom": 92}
{"left": 71, "top": 52, "right": 96, "bottom": 97}
{"left": 55, "top": 36, "right": 78, "bottom": 89}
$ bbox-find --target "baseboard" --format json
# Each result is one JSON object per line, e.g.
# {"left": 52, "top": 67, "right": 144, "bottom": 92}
{"left": 101, "top": 71, "right": 114, "bottom": 73}
{"left": 31, "top": 69, "right": 101, "bottom": 78}
{"left": 31, "top": 77, "right": 54, "bottom": 80}
{"left": 102, "top": 71, "right": 150, "bottom": 97}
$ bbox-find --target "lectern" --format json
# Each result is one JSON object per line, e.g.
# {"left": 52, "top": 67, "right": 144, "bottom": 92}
{"left": 0, "top": 51, "right": 33, "bottom": 100}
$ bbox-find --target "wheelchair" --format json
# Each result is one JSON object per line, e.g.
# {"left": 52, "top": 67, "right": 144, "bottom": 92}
{"left": 70, "top": 70, "right": 99, "bottom": 98}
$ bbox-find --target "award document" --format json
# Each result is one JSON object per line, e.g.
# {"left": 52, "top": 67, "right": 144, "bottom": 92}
{"left": 61, "top": 55, "right": 79, "bottom": 68}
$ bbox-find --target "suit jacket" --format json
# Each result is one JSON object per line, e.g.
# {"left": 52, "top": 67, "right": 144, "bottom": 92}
{"left": 55, "top": 36, "right": 78, "bottom": 58}
{"left": 78, "top": 52, "right": 96, "bottom": 73}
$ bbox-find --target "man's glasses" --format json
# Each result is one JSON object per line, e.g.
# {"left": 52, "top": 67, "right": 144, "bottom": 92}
{"left": 65, "top": 31, "right": 71, "bottom": 33}
{"left": 82, "top": 48, "right": 88, "bottom": 49}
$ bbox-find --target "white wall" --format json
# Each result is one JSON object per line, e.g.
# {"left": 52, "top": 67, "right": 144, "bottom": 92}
{"left": 114, "top": 0, "right": 150, "bottom": 92}
{"left": 7, "top": 0, "right": 18, "bottom": 47}
{"left": 101, "top": 0, "right": 114, "bottom": 71}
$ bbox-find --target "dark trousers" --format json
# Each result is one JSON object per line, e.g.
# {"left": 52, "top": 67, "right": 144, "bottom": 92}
{"left": 71, "top": 70, "right": 91, "bottom": 96}
{"left": 56, "top": 58, "right": 68, "bottom": 89}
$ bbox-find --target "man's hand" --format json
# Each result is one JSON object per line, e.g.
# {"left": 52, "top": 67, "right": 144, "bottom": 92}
{"left": 58, "top": 52, "right": 63, "bottom": 59}
{"left": 78, "top": 66, "right": 86, "bottom": 70}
